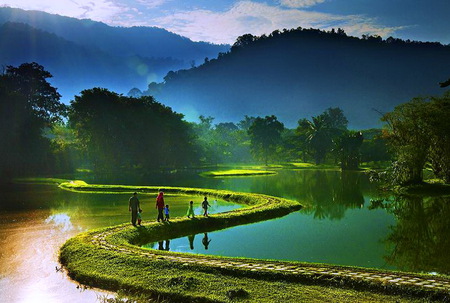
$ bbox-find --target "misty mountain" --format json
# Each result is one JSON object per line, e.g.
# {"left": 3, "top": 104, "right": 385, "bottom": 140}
{"left": 0, "top": 22, "right": 185, "bottom": 98}
{"left": 0, "top": 7, "right": 228, "bottom": 99}
{"left": 143, "top": 28, "right": 450, "bottom": 129}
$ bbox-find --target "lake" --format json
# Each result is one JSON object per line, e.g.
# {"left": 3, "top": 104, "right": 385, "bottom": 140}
{"left": 1, "top": 169, "right": 449, "bottom": 302}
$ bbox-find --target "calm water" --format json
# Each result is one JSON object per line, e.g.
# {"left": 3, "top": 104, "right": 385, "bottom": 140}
{"left": 1, "top": 169, "right": 449, "bottom": 302}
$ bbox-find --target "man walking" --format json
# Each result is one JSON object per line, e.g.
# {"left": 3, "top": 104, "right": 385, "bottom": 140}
{"left": 156, "top": 190, "right": 165, "bottom": 222}
{"left": 129, "top": 192, "right": 141, "bottom": 226}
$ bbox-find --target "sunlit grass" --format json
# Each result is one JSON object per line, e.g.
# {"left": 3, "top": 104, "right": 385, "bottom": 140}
{"left": 201, "top": 169, "right": 277, "bottom": 177}
{"left": 58, "top": 180, "right": 441, "bottom": 302}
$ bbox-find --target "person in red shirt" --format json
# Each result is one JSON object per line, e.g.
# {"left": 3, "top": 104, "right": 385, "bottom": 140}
{"left": 156, "top": 190, "right": 165, "bottom": 222}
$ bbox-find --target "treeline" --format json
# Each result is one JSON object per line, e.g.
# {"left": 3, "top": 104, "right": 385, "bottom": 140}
{"left": 1, "top": 62, "right": 448, "bottom": 186}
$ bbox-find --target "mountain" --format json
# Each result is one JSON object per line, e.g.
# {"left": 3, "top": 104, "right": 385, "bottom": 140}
{"left": 143, "top": 29, "right": 450, "bottom": 129}
{"left": 0, "top": 7, "right": 229, "bottom": 100}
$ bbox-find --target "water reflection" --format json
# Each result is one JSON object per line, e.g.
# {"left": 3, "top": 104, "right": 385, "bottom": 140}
{"left": 45, "top": 213, "right": 75, "bottom": 232}
{"left": 202, "top": 233, "right": 211, "bottom": 250}
{"left": 157, "top": 240, "right": 170, "bottom": 251}
{"left": 382, "top": 195, "right": 450, "bottom": 274}
{"left": 188, "top": 234, "right": 195, "bottom": 249}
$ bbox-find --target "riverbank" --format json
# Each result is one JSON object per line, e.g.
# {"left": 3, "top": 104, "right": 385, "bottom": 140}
{"left": 57, "top": 180, "right": 450, "bottom": 302}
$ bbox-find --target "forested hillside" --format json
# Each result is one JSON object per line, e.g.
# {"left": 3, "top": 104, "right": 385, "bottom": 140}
{"left": 144, "top": 28, "right": 450, "bottom": 129}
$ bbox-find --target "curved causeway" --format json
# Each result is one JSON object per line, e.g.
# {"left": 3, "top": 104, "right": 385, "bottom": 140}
{"left": 59, "top": 182, "right": 450, "bottom": 302}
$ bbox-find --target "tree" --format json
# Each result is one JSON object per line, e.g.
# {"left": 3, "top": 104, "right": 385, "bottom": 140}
{"left": 248, "top": 115, "right": 284, "bottom": 165}
{"left": 381, "top": 98, "right": 432, "bottom": 184}
{"left": 296, "top": 107, "right": 348, "bottom": 165}
{"left": 69, "top": 88, "right": 197, "bottom": 171}
{"left": 381, "top": 93, "right": 450, "bottom": 184}
{"left": 0, "top": 62, "right": 66, "bottom": 180}
{"left": 1, "top": 62, "right": 65, "bottom": 124}
{"left": 427, "top": 93, "right": 450, "bottom": 182}
{"left": 336, "top": 131, "right": 364, "bottom": 170}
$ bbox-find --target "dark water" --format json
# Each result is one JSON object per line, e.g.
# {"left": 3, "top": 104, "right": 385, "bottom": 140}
{"left": 1, "top": 169, "right": 449, "bottom": 302}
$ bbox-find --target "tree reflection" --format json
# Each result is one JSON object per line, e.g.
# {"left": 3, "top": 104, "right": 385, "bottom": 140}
{"left": 248, "top": 170, "right": 365, "bottom": 220}
{"left": 383, "top": 195, "right": 450, "bottom": 274}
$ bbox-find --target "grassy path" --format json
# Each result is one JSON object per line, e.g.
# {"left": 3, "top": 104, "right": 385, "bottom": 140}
{"left": 57, "top": 180, "right": 450, "bottom": 302}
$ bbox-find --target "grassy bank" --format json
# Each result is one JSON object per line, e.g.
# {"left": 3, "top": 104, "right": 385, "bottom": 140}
{"left": 57, "top": 180, "right": 450, "bottom": 302}
{"left": 201, "top": 169, "right": 277, "bottom": 177}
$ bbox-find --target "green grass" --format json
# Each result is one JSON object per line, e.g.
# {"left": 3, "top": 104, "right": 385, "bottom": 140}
{"left": 201, "top": 169, "right": 277, "bottom": 177}
{"left": 57, "top": 180, "right": 448, "bottom": 302}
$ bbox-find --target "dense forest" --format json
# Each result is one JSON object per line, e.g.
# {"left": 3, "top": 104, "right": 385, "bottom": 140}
{"left": 0, "top": 7, "right": 228, "bottom": 99}
{"left": 140, "top": 27, "right": 450, "bottom": 129}
{"left": 1, "top": 62, "right": 448, "bottom": 187}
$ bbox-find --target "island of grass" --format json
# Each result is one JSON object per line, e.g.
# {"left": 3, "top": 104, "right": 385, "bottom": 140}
{"left": 58, "top": 180, "right": 450, "bottom": 303}
{"left": 201, "top": 169, "right": 277, "bottom": 177}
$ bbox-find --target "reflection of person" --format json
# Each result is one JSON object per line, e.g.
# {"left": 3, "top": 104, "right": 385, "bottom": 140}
{"left": 188, "top": 234, "right": 195, "bottom": 250}
{"left": 164, "top": 204, "right": 170, "bottom": 221}
{"left": 164, "top": 240, "right": 170, "bottom": 251}
{"left": 187, "top": 201, "right": 195, "bottom": 218}
{"left": 156, "top": 190, "right": 165, "bottom": 222}
{"left": 202, "top": 233, "right": 211, "bottom": 250}
{"left": 202, "top": 197, "right": 211, "bottom": 217}
{"left": 128, "top": 192, "right": 140, "bottom": 226}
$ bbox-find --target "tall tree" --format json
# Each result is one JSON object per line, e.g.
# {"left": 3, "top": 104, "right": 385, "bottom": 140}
{"left": 69, "top": 88, "right": 197, "bottom": 171}
{"left": 0, "top": 62, "right": 66, "bottom": 180}
{"left": 296, "top": 107, "right": 348, "bottom": 164}
{"left": 248, "top": 115, "right": 284, "bottom": 165}
{"left": 381, "top": 98, "right": 432, "bottom": 184}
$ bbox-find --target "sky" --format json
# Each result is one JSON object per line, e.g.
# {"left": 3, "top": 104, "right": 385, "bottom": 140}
{"left": 1, "top": 0, "right": 449, "bottom": 45}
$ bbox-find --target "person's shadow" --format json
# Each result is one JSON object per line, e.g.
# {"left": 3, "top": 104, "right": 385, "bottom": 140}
{"left": 202, "top": 233, "right": 211, "bottom": 250}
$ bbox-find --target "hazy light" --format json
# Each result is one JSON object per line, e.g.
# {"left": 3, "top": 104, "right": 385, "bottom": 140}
{"left": 45, "top": 213, "right": 74, "bottom": 232}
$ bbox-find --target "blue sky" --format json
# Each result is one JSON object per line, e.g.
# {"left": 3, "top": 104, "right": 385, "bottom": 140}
{"left": 1, "top": 0, "right": 449, "bottom": 45}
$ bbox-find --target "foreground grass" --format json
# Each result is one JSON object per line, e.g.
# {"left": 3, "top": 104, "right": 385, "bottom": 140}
{"left": 57, "top": 181, "right": 446, "bottom": 302}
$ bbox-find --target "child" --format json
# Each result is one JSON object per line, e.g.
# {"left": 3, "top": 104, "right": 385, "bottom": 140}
{"left": 187, "top": 201, "right": 195, "bottom": 218}
{"left": 202, "top": 196, "right": 211, "bottom": 217}
{"left": 137, "top": 209, "right": 143, "bottom": 226}
{"left": 164, "top": 204, "right": 170, "bottom": 221}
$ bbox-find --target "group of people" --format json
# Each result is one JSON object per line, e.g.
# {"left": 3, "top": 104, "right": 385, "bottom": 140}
{"left": 128, "top": 190, "right": 212, "bottom": 226}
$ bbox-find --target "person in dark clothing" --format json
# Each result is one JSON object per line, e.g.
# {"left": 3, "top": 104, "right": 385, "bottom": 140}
{"left": 202, "top": 196, "right": 211, "bottom": 217}
{"left": 128, "top": 192, "right": 141, "bottom": 226}
{"left": 156, "top": 190, "right": 165, "bottom": 222}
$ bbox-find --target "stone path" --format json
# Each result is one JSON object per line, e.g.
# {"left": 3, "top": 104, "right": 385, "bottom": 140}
{"left": 91, "top": 225, "right": 450, "bottom": 297}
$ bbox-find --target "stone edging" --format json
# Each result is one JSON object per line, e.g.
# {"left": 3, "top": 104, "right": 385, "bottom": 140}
{"left": 59, "top": 183, "right": 450, "bottom": 300}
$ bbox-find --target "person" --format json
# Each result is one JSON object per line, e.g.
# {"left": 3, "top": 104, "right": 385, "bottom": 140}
{"left": 156, "top": 190, "right": 165, "bottom": 222}
{"left": 202, "top": 196, "right": 211, "bottom": 217}
{"left": 164, "top": 204, "right": 170, "bottom": 221}
{"left": 128, "top": 192, "right": 140, "bottom": 226}
{"left": 137, "top": 209, "right": 143, "bottom": 226}
{"left": 187, "top": 200, "right": 195, "bottom": 218}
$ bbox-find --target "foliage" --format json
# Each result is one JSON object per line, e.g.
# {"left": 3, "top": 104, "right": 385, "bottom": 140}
{"left": 381, "top": 92, "right": 450, "bottom": 184}
{"left": 336, "top": 131, "right": 364, "bottom": 170}
{"left": 69, "top": 88, "right": 197, "bottom": 171}
{"left": 296, "top": 108, "right": 348, "bottom": 165}
{"left": 0, "top": 62, "right": 66, "bottom": 181}
{"left": 248, "top": 115, "right": 284, "bottom": 165}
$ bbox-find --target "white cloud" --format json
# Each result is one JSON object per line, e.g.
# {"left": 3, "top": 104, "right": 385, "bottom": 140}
{"left": 153, "top": 1, "right": 402, "bottom": 44}
{"left": 0, "top": 0, "right": 129, "bottom": 22}
{"left": 136, "top": 0, "right": 167, "bottom": 9}
{"left": 279, "top": 0, "right": 326, "bottom": 9}
{"left": 0, "top": 0, "right": 405, "bottom": 44}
